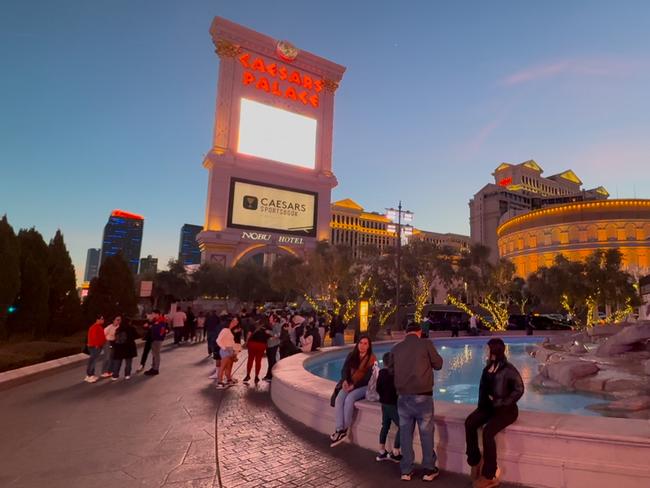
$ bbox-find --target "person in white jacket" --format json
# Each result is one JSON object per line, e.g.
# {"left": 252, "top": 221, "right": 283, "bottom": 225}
{"left": 216, "top": 317, "right": 240, "bottom": 389}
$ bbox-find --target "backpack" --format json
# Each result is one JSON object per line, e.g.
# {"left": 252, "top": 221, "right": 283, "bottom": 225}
{"left": 365, "top": 362, "right": 381, "bottom": 402}
{"left": 115, "top": 329, "right": 128, "bottom": 345}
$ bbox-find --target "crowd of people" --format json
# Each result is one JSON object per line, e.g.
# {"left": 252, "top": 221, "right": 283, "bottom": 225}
{"left": 329, "top": 324, "right": 524, "bottom": 488}
{"left": 84, "top": 307, "right": 523, "bottom": 487}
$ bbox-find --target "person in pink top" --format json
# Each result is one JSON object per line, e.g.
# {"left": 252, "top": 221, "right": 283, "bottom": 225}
{"left": 85, "top": 315, "right": 106, "bottom": 383}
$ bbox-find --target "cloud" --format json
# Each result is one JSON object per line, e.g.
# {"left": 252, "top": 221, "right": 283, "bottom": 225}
{"left": 500, "top": 58, "right": 638, "bottom": 86}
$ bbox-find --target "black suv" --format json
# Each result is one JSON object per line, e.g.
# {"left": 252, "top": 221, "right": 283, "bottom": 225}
{"left": 507, "top": 314, "right": 573, "bottom": 331}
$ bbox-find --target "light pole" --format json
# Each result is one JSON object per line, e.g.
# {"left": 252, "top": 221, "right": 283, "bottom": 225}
{"left": 386, "top": 202, "right": 414, "bottom": 333}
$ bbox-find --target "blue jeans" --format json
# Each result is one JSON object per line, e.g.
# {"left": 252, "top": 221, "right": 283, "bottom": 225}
{"left": 333, "top": 333, "right": 344, "bottom": 346}
{"left": 112, "top": 357, "right": 133, "bottom": 378}
{"left": 398, "top": 394, "right": 436, "bottom": 474}
{"left": 86, "top": 346, "right": 101, "bottom": 376}
{"left": 334, "top": 386, "right": 367, "bottom": 431}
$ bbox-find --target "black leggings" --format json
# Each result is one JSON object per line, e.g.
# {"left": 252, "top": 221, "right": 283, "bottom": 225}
{"left": 465, "top": 405, "right": 518, "bottom": 479}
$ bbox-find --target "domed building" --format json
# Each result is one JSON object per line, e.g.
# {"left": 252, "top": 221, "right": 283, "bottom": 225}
{"left": 497, "top": 199, "right": 650, "bottom": 277}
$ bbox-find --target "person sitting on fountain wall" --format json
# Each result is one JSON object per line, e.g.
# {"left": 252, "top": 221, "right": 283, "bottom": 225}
{"left": 329, "top": 335, "right": 377, "bottom": 447}
{"left": 465, "top": 338, "right": 524, "bottom": 488}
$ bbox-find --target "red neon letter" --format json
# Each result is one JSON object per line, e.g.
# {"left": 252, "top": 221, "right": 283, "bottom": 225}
{"left": 271, "top": 81, "right": 282, "bottom": 96}
{"left": 251, "top": 57, "right": 266, "bottom": 73}
{"left": 289, "top": 71, "right": 302, "bottom": 85}
{"left": 309, "top": 94, "right": 319, "bottom": 108}
{"left": 242, "top": 71, "right": 255, "bottom": 85}
{"left": 314, "top": 80, "right": 323, "bottom": 92}
{"left": 238, "top": 53, "right": 250, "bottom": 68}
{"left": 302, "top": 75, "right": 313, "bottom": 90}
{"left": 266, "top": 63, "right": 277, "bottom": 77}
{"left": 278, "top": 67, "right": 288, "bottom": 80}
{"left": 285, "top": 86, "right": 298, "bottom": 101}
{"left": 298, "top": 90, "right": 308, "bottom": 105}
{"left": 256, "top": 77, "right": 270, "bottom": 92}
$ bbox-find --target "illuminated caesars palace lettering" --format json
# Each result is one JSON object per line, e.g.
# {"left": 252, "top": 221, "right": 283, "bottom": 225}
{"left": 238, "top": 52, "right": 323, "bottom": 108}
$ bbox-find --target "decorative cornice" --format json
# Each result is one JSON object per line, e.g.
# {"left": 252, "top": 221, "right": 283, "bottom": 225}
{"left": 323, "top": 79, "right": 339, "bottom": 93}
{"left": 214, "top": 38, "right": 241, "bottom": 58}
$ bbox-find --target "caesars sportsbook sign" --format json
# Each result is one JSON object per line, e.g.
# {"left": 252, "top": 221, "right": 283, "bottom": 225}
{"left": 227, "top": 178, "right": 318, "bottom": 237}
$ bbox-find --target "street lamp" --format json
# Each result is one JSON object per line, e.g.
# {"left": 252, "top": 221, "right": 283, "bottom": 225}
{"left": 386, "top": 201, "right": 414, "bottom": 333}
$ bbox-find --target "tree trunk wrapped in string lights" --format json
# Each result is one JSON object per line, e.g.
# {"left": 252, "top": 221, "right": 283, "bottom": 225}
{"left": 412, "top": 274, "right": 431, "bottom": 324}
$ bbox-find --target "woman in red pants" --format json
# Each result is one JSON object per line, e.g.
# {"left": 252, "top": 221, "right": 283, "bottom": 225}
{"left": 244, "top": 319, "right": 271, "bottom": 384}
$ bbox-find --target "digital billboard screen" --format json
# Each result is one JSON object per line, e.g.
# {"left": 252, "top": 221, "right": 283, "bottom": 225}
{"left": 237, "top": 98, "right": 317, "bottom": 169}
{"left": 227, "top": 178, "right": 318, "bottom": 237}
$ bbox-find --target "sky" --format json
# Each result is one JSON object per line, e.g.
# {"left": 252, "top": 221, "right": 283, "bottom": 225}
{"left": 2, "top": 0, "right": 650, "bottom": 284}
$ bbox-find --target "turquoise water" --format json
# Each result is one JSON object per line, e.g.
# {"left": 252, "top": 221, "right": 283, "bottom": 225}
{"left": 306, "top": 337, "right": 609, "bottom": 417}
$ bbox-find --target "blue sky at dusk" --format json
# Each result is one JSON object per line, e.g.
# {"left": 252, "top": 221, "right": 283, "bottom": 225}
{"left": 2, "top": 0, "right": 649, "bottom": 283}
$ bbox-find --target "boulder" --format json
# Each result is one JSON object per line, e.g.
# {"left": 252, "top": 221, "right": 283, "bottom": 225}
{"left": 574, "top": 375, "right": 607, "bottom": 393}
{"left": 569, "top": 343, "right": 589, "bottom": 355}
{"left": 588, "top": 324, "right": 624, "bottom": 337}
{"left": 596, "top": 323, "right": 650, "bottom": 356}
{"left": 588, "top": 395, "right": 650, "bottom": 413}
{"left": 603, "top": 377, "right": 648, "bottom": 392}
{"left": 544, "top": 360, "right": 599, "bottom": 388}
{"left": 531, "top": 374, "right": 566, "bottom": 391}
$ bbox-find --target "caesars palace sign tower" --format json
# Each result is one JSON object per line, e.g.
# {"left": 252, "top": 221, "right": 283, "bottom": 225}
{"left": 197, "top": 17, "right": 346, "bottom": 267}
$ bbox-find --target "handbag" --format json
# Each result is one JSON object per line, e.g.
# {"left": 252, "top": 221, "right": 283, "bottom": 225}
{"left": 330, "top": 380, "right": 343, "bottom": 407}
{"left": 365, "top": 362, "right": 381, "bottom": 402}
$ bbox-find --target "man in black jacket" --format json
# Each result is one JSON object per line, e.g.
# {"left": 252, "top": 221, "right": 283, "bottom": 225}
{"left": 391, "top": 322, "right": 443, "bottom": 482}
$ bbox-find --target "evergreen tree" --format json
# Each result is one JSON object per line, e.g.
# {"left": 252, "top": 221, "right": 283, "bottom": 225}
{"left": 48, "top": 230, "right": 83, "bottom": 336}
{"left": 0, "top": 215, "right": 21, "bottom": 338}
{"left": 84, "top": 253, "right": 137, "bottom": 323}
{"left": 10, "top": 228, "right": 50, "bottom": 337}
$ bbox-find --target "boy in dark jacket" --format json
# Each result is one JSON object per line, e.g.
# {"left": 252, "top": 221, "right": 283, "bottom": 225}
{"left": 375, "top": 352, "right": 402, "bottom": 462}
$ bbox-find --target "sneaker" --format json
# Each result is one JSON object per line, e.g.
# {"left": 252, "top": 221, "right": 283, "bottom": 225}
{"left": 125, "top": 376, "right": 131, "bottom": 380}
{"left": 227, "top": 378, "right": 238, "bottom": 385}
{"left": 101, "top": 372, "right": 112, "bottom": 378}
{"left": 389, "top": 452, "right": 403, "bottom": 463}
{"left": 400, "top": 472, "right": 413, "bottom": 481}
{"left": 111, "top": 377, "right": 119, "bottom": 381}
{"left": 216, "top": 382, "right": 228, "bottom": 389}
{"left": 243, "top": 375, "right": 251, "bottom": 384}
{"left": 208, "top": 372, "right": 219, "bottom": 379}
{"left": 263, "top": 376, "right": 272, "bottom": 382}
{"left": 137, "top": 364, "right": 144, "bottom": 372}
{"left": 83, "top": 375, "right": 91, "bottom": 382}
{"left": 87, "top": 376, "right": 98, "bottom": 383}
{"left": 422, "top": 467, "right": 440, "bottom": 482}
{"left": 329, "top": 429, "right": 347, "bottom": 447}
{"left": 375, "top": 450, "right": 389, "bottom": 462}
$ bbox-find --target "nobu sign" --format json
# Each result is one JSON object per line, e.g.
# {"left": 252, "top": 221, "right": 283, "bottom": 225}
{"left": 241, "top": 231, "right": 304, "bottom": 245}
{"left": 239, "top": 52, "right": 322, "bottom": 108}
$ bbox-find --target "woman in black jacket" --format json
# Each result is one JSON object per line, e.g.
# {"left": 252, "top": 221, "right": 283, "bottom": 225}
{"left": 111, "top": 317, "right": 138, "bottom": 380}
{"left": 465, "top": 338, "right": 524, "bottom": 488}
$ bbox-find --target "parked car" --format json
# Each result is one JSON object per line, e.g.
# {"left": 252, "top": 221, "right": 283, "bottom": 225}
{"left": 507, "top": 314, "right": 573, "bottom": 331}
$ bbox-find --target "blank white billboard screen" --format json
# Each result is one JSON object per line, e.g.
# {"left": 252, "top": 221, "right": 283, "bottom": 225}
{"left": 238, "top": 98, "right": 317, "bottom": 169}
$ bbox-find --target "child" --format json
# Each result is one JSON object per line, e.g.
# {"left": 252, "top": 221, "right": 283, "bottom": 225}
{"left": 375, "top": 352, "right": 402, "bottom": 462}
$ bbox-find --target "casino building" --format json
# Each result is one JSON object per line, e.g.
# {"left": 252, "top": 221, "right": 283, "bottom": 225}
{"left": 469, "top": 160, "right": 609, "bottom": 261}
{"left": 330, "top": 199, "right": 470, "bottom": 257}
{"left": 497, "top": 199, "right": 650, "bottom": 277}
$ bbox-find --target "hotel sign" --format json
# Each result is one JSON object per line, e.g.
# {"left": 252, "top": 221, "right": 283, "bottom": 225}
{"left": 241, "top": 231, "right": 305, "bottom": 245}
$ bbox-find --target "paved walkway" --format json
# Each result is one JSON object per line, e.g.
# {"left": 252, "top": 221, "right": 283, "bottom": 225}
{"left": 0, "top": 341, "right": 526, "bottom": 488}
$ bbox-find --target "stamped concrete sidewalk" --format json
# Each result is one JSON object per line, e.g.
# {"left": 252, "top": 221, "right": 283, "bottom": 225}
{"left": 0, "top": 342, "right": 526, "bottom": 488}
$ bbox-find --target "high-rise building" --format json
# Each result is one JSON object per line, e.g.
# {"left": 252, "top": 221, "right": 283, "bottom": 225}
{"left": 179, "top": 224, "right": 203, "bottom": 266}
{"left": 139, "top": 255, "right": 158, "bottom": 275}
{"left": 101, "top": 209, "right": 144, "bottom": 275}
{"left": 469, "top": 160, "right": 609, "bottom": 261}
{"left": 84, "top": 248, "right": 101, "bottom": 282}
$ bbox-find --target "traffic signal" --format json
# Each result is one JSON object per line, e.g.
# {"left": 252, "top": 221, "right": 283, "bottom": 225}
{"left": 7, "top": 306, "right": 16, "bottom": 314}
